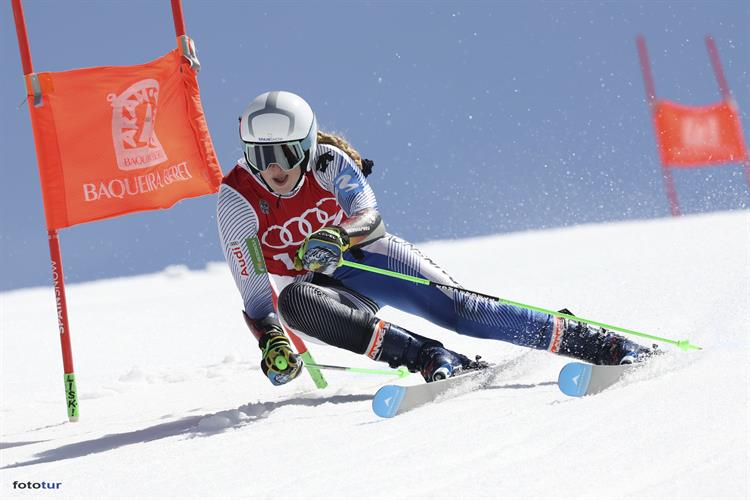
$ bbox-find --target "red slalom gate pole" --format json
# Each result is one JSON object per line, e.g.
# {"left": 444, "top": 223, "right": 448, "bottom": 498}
{"left": 170, "top": 0, "right": 200, "bottom": 72}
{"left": 636, "top": 35, "right": 656, "bottom": 105}
{"left": 705, "top": 35, "right": 750, "bottom": 192}
{"left": 11, "top": 0, "right": 32, "bottom": 74}
{"left": 48, "top": 232, "right": 79, "bottom": 421}
{"left": 11, "top": 0, "right": 79, "bottom": 421}
{"left": 637, "top": 35, "right": 681, "bottom": 216}
{"left": 705, "top": 35, "right": 731, "bottom": 100}
{"left": 171, "top": 0, "right": 187, "bottom": 37}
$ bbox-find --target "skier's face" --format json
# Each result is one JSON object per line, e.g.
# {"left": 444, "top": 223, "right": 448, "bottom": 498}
{"left": 260, "top": 163, "right": 302, "bottom": 194}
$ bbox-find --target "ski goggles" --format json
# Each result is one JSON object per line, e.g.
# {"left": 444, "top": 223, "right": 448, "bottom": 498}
{"left": 244, "top": 132, "right": 314, "bottom": 172}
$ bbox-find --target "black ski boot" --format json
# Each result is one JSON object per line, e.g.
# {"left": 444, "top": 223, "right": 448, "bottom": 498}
{"left": 556, "top": 318, "right": 655, "bottom": 365}
{"left": 418, "top": 345, "right": 477, "bottom": 381}
{"left": 369, "top": 320, "right": 477, "bottom": 382}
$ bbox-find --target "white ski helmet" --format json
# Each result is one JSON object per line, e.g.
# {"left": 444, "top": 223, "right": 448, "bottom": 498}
{"left": 239, "top": 91, "right": 318, "bottom": 174}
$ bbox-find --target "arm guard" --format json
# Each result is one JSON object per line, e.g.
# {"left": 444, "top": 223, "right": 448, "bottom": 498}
{"left": 339, "top": 207, "right": 385, "bottom": 247}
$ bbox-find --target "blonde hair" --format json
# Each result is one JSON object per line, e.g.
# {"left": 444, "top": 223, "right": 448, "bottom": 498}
{"left": 317, "top": 131, "right": 363, "bottom": 169}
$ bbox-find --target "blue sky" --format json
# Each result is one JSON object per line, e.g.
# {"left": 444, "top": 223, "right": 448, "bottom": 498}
{"left": 1, "top": 1, "right": 748, "bottom": 290}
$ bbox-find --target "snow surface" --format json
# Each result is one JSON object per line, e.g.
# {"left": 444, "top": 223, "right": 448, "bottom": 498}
{"left": 1, "top": 211, "right": 748, "bottom": 499}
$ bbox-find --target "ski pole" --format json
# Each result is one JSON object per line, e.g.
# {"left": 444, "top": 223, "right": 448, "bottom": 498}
{"left": 341, "top": 260, "right": 702, "bottom": 352}
{"left": 304, "top": 363, "right": 411, "bottom": 378}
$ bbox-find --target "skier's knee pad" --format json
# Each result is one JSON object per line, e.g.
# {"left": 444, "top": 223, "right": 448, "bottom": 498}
{"left": 278, "top": 281, "right": 376, "bottom": 354}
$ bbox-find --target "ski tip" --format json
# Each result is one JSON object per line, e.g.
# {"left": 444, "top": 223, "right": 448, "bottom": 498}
{"left": 558, "top": 362, "right": 593, "bottom": 397}
{"left": 372, "top": 385, "right": 407, "bottom": 418}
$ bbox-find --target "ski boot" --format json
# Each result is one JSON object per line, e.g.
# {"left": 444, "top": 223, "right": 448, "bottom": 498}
{"left": 418, "top": 346, "right": 487, "bottom": 381}
{"left": 370, "top": 320, "right": 480, "bottom": 382}
{"left": 556, "top": 318, "right": 655, "bottom": 365}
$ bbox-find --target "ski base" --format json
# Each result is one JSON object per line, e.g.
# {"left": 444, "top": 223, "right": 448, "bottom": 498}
{"left": 372, "top": 365, "right": 500, "bottom": 418}
{"left": 558, "top": 362, "right": 634, "bottom": 397}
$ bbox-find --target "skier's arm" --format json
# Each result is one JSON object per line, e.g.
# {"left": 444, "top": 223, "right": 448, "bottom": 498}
{"left": 313, "top": 145, "right": 385, "bottom": 247}
{"left": 217, "top": 184, "right": 301, "bottom": 385}
{"left": 292, "top": 208, "right": 384, "bottom": 273}
{"left": 216, "top": 183, "right": 276, "bottom": 322}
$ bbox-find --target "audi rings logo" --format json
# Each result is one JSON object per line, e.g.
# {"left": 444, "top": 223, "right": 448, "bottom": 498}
{"left": 261, "top": 198, "right": 344, "bottom": 249}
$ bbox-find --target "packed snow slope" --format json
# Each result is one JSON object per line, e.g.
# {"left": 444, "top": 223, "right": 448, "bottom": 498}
{"left": 1, "top": 210, "right": 748, "bottom": 499}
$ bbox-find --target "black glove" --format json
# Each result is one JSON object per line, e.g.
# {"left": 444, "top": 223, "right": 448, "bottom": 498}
{"left": 258, "top": 326, "right": 303, "bottom": 386}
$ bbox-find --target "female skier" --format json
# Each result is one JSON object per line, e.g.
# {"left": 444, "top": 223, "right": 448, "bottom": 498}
{"left": 217, "top": 91, "right": 652, "bottom": 386}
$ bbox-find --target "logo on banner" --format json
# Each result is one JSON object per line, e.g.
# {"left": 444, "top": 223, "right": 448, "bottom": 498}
{"left": 681, "top": 115, "right": 720, "bottom": 149}
{"left": 108, "top": 79, "right": 167, "bottom": 171}
{"left": 261, "top": 197, "right": 344, "bottom": 250}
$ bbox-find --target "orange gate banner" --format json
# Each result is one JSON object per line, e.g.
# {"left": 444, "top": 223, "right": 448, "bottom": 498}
{"left": 653, "top": 100, "right": 748, "bottom": 168}
{"left": 25, "top": 48, "right": 222, "bottom": 230}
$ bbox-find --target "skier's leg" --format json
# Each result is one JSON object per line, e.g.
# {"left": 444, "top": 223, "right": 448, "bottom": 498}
{"left": 332, "top": 234, "right": 652, "bottom": 365}
{"left": 547, "top": 315, "right": 654, "bottom": 365}
{"left": 277, "top": 280, "right": 479, "bottom": 381}
{"left": 333, "top": 234, "right": 550, "bottom": 344}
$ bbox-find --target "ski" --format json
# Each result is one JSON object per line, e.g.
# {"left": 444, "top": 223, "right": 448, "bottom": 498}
{"left": 372, "top": 364, "right": 502, "bottom": 418}
{"left": 557, "top": 362, "right": 636, "bottom": 397}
